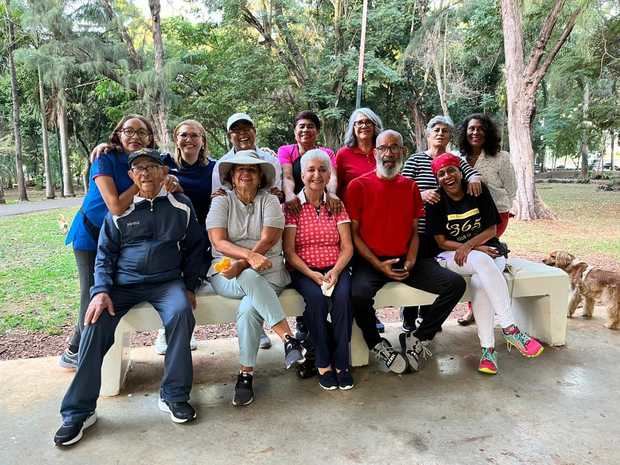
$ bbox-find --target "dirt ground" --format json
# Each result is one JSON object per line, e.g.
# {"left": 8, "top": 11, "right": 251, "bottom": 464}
{"left": 1, "top": 251, "right": 618, "bottom": 362}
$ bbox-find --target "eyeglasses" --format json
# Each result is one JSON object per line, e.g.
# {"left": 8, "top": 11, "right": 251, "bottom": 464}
{"left": 354, "top": 119, "right": 375, "bottom": 128}
{"left": 376, "top": 144, "right": 403, "bottom": 154}
{"left": 178, "top": 132, "right": 202, "bottom": 140}
{"left": 119, "top": 128, "right": 151, "bottom": 139}
{"left": 131, "top": 164, "right": 160, "bottom": 174}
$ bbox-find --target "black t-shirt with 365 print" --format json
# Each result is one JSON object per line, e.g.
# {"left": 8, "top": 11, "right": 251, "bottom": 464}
{"left": 426, "top": 182, "right": 501, "bottom": 247}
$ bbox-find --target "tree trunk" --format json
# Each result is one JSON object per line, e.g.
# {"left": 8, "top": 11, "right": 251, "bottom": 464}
{"left": 5, "top": 0, "right": 28, "bottom": 201}
{"left": 409, "top": 101, "right": 427, "bottom": 152}
{"left": 57, "top": 87, "right": 75, "bottom": 197}
{"left": 501, "top": 0, "right": 581, "bottom": 219}
{"left": 610, "top": 130, "right": 615, "bottom": 171}
{"left": 38, "top": 65, "right": 55, "bottom": 199}
{"left": 149, "top": 0, "right": 169, "bottom": 148}
{"left": 580, "top": 81, "right": 590, "bottom": 178}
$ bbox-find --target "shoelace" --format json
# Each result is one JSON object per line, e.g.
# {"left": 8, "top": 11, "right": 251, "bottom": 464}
{"left": 420, "top": 342, "right": 433, "bottom": 359}
{"left": 481, "top": 347, "right": 496, "bottom": 364}
{"left": 505, "top": 330, "right": 529, "bottom": 352}
{"left": 374, "top": 343, "right": 395, "bottom": 363}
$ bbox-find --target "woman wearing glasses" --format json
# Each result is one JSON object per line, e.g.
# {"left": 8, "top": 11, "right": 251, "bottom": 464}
{"left": 154, "top": 120, "right": 215, "bottom": 355}
{"left": 334, "top": 108, "right": 386, "bottom": 332}
{"left": 334, "top": 108, "right": 384, "bottom": 202}
{"left": 60, "top": 115, "right": 157, "bottom": 369}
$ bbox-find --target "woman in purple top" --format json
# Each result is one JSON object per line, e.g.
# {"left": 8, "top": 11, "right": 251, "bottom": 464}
{"left": 278, "top": 110, "right": 338, "bottom": 213}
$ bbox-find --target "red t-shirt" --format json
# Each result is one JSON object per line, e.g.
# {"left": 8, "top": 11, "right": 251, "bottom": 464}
{"left": 345, "top": 172, "right": 425, "bottom": 257}
{"left": 335, "top": 146, "right": 376, "bottom": 200}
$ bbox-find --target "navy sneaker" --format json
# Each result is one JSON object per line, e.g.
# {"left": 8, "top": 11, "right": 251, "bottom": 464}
{"left": 337, "top": 370, "right": 354, "bottom": 390}
{"left": 53, "top": 412, "right": 97, "bottom": 447}
{"left": 158, "top": 398, "right": 196, "bottom": 423}
{"left": 233, "top": 372, "right": 254, "bottom": 406}
{"left": 318, "top": 370, "right": 338, "bottom": 390}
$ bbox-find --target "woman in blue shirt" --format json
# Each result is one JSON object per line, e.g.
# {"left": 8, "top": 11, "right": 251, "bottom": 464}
{"left": 60, "top": 115, "right": 157, "bottom": 369}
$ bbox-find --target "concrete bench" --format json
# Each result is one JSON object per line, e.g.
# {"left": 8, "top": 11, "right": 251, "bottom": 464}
{"left": 100, "top": 257, "right": 569, "bottom": 396}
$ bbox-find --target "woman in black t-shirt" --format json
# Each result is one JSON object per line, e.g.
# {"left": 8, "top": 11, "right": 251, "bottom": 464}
{"left": 426, "top": 153, "right": 543, "bottom": 375}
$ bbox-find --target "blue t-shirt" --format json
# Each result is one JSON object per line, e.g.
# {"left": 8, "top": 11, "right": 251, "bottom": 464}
{"left": 161, "top": 153, "right": 215, "bottom": 229}
{"left": 65, "top": 151, "right": 134, "bottom": 251}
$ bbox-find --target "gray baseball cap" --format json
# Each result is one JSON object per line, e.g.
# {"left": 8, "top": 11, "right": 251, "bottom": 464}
{"left": 226, "top": 112, "right": 254, "bottom": 132}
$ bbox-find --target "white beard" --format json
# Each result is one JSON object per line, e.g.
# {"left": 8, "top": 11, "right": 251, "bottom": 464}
{"left": 376, "top": 158, "right": 403, "bottom": 179}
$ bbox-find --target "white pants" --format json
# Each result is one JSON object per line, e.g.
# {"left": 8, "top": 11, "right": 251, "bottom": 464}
{"left": 437, "top": 250, "right": 514, "bottom": 348}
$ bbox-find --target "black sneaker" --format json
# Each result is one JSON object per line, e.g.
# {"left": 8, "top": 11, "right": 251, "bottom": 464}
{"left": 337, "top": 370, "right": 355, "bottom": 390}
{"left": 372, "top": 339, "right": 408, "bottom": 374}
{"left": 318, "top": 370, "right": 338, "bottom": 390}
{"left": 53, "top": 412, "right": 97, "bottom": 447}
{"left": 295, "top": 316, "right": 309, "bottom": 340}
{"left": 401, "top": 306, "right": 419, "bottom": 332}
{"left": 233, "top": 372, "right": 254, "bottom": 406}
{"left": 158, "top": 398, "right": 197, "bottom": 423}
{"left": 284, "top": 336, "right": 305, "bottom": 369}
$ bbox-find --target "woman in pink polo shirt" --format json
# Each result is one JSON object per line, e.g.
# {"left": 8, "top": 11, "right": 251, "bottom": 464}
{"left": 283, "top": 149, "right": 355, "bottom": 391}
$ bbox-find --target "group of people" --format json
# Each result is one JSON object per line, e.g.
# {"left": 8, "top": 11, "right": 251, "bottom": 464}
{"left": 54, "top": 107, "right": 543, "bottom": 447}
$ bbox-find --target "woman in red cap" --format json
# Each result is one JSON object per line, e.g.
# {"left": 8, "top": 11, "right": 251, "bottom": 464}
{"left": 425, "top": 153, "right": 543, "bottom": 375}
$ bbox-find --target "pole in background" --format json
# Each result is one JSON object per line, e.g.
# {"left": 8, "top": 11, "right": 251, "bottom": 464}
{"left": 355, "top": 0, "right": 369, "bottom": 109}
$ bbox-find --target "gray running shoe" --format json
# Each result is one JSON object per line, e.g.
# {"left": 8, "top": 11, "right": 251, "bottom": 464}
{"left": 372, "top": 339, "right": 408, "bottom": 374}
{"left": 399, "top": 332, "right": 423, "bottom": 371}
{"left": 58, "top": 348, "right": 78, "bottom": 370}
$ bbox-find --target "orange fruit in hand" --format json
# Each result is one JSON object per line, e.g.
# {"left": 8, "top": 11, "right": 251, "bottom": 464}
{"left": 214, "top": 257, "right": 232, "bottom": 273}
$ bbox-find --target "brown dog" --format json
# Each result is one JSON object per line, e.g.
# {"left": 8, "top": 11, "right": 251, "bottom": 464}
{"left": 543, "top": 251, "right": 620, "bottom": 329}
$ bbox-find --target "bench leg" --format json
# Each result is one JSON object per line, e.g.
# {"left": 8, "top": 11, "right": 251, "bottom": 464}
{"left": 511, "top": 281, "right": 569, "bottom": 346}
{"left": 100, "top": 319, "right": 132, "bottom": 396}
{"left": 350, "top": 321, "right": 369, "bottom": 367}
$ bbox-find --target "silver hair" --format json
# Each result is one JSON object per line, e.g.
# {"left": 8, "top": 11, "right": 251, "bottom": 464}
{"left": 344, "top": 107, "right": 384, "bottom": 147}
{"left": 376, "top": 129, "right": 404, "bottom": 146}
{"left": 426, "top": 115, "right": 454, "bottom": 135}
{"left": 300, "top": 149, "right": 332, "bottom": 173}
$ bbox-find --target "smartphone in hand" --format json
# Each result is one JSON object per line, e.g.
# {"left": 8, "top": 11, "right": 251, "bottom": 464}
{"left": 391, "top": 257, "right": 407, "bottom": 272}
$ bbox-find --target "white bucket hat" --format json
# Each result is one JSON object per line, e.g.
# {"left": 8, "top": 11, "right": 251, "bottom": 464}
{"left": 218, "top": 150, "right": 276, "bottom": 189}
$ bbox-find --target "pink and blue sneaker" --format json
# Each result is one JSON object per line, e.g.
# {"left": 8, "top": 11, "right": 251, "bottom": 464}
{"left": 503, "top": 326, "right": 544, "bottom": 358}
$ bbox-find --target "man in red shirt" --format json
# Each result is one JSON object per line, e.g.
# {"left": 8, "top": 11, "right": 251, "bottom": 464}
{"left": 346, "top": 130, "right": 466, "bottom": 374}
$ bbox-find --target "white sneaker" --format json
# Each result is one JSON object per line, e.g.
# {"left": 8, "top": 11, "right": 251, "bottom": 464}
{"left": 155, "top": 329, "right": 198, "bottom": 355}
{"left": 154, "top": 329, "right": 167, "bottom": 355}
{"left": 259, "top": 333, "right": 272, "bottom": 350}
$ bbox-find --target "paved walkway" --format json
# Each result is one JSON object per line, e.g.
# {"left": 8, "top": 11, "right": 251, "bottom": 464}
{"left": 0, "top": 197, "right": 83, "bottom": 218}
{"left": 1, "top": 317, "right": 618, "bottom": 465}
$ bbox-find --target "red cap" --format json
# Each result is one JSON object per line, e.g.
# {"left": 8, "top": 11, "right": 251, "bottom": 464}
{"left": 431, "top": 152, "right": 461, "bottom": 176}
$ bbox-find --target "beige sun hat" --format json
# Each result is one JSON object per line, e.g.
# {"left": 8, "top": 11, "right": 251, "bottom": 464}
{"left": 218, "top": 150, "right": 276, "bottom": 189}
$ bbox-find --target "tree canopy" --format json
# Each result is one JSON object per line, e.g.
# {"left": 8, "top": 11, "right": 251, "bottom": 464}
{"left": 0, "top": 0, "right": 618, "bottom": 197}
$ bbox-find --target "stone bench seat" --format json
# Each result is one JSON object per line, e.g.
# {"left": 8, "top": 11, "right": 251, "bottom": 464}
{"left": 100, "top": 258, "right": 569, "bottom": 396}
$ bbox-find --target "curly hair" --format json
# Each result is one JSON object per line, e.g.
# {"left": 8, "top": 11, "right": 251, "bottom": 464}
{"left": 108, "top": 114, "right": 156, "bottom": 151}
{"left": 458, "top": 113, "right": 501, "bottom": 157}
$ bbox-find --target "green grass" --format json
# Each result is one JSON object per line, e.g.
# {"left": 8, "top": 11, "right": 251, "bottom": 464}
{"left": 0, "top": 183, "right": 618, "bottom": 335}
{"left": 0, "top": 207, "right": 80, "bottom": 334}
{"left": 503, "top": 184, "right": 620, "bottom": 261}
